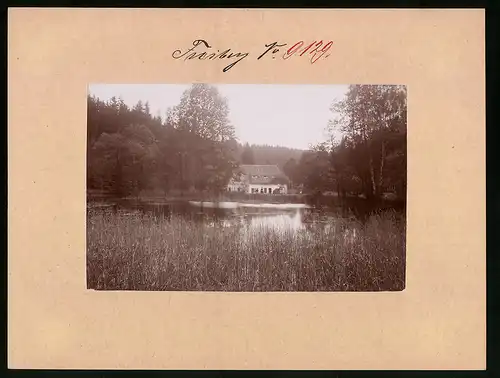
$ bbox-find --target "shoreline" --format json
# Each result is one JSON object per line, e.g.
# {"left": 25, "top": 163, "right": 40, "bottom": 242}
{"left": 86, "top": 191, "right": 406, "bottom": 218}
{"left": 86, "top": 192, "right": 312, "bottom": 205}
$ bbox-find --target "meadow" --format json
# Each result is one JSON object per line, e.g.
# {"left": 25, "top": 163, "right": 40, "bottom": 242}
{"left": 86, "top": 209, "right": 406, "bottom": 292}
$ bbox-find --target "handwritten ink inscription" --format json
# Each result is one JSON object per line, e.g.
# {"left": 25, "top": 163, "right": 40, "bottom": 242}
{"left": 258, "top": 40, "right": 333, "bottom": 64}
{"left": 172, "top": 39, "right": 249, "bottom": 73}
{"left": 172, "top": 39, "right": 333, "bottom": 72}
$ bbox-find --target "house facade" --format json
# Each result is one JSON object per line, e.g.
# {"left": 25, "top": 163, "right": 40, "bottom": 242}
{"left": 227, "top": 165, "right": 289, "bottom": 194}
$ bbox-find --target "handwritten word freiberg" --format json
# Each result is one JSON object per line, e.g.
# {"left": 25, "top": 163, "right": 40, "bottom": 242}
{"left": 171, "top": 39, "right": 333, "bottom": 72}
{"left": 172, "top": 40, "right": 249, "bottom": 73}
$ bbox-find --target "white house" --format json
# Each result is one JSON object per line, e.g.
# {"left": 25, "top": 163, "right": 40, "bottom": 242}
{"left": 227, "top": 165, "right": 289, "bottom": 194}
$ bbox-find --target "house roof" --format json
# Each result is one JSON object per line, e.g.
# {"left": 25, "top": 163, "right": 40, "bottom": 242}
{"left": 237, "top": 165, "right": 289, "bottom": 185}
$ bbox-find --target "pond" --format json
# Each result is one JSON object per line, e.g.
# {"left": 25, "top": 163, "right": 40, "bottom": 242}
{"left": 86, "top": 198, "right": 406, "bottom": 291}
{"left": 87, "top": 199, "right": 342, "bottom": 233}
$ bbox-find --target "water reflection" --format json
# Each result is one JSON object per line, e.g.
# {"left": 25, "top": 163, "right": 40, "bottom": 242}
{"left": 198, "top": 209, "right": 308, "bottom": 232}
{"left": 247, "top": 210, "right": 304, "bottom": 231}
{"left": 88, "top": 199, "right": 334, "bottom": 232}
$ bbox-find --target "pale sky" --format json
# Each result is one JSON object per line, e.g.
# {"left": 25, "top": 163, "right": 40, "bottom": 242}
{"left": 88, "top": 84, "right": 349, "bottom": 150}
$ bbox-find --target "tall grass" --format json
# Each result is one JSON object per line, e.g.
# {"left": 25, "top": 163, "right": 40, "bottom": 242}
{"left": 86, "top": 210, "right": 406, "bottom": 291}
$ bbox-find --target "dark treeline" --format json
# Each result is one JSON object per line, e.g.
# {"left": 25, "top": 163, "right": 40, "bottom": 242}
{"left": 87, "top": 84, "right": 303, "bottom": 198}
{"left": 87, "top": 84, "right": 240, "bottom": 197}
{"left": 239, "top": 143, "right": 304, "bottom": 168}
{"left": 283, "top": 85, "right": 407, "bottom": 204}
{"left": 87, "top": 84, "right": 406, "bottom": 207}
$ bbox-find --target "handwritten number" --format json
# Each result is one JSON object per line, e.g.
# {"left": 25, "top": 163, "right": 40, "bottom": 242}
{"left": 283, "top": 41, "right": 304, "bottom": 60}
{"left": 299, "top": 41, "right": 317, "bottom": 56}
{"left": 311, "top": 41, "right": 333, "bottom": 64}
{"left": 282, "top": 40, "right": 332, "bottom": 64}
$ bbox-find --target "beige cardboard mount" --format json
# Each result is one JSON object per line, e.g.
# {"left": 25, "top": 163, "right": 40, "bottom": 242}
{"left": 8, "top": 8, "right": 485, "bottom": 370}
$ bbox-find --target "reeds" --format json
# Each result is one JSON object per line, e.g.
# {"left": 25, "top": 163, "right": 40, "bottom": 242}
{"left": 86, "top": 210, "right": 405, "bottom": 291}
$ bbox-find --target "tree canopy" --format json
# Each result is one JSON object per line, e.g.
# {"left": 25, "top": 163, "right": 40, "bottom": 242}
{"left": 87, "top": 84, "right": 406, "bottom": 203}
{"left": 282, "top": 85, "right": 407, "bottom": 200}
{"left": 88, "top": 84, "right": 239, "bottom": 196}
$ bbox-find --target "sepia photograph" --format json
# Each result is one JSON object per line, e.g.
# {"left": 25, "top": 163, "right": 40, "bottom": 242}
{"left": 86, "top": 83, "right": 407, "bottom": 292}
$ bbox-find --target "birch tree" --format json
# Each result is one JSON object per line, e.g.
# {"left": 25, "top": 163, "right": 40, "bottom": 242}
{"left": 328, "top": 85, "right": 407, "bottom": 199}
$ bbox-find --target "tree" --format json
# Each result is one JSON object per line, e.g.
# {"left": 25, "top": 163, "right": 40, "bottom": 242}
{"left": 166, "top": 84, "right": 238, "bottom": 194}
{"left": 144, "top": 101, "right": 151, "bottom": 116}
{"left": 295, "top": 147, "right": 333, "bottom": 194}
{"left": 240, "top": 143, "right": 255, "bottom": 164}
{"left": 88, "top": 123, "right": 160, "bottom": 197}
{"left": 241, "top": 144, "right": 304, "bottom": 168}
{"left": 328, "top": 85, "right": 407, "bottom": 200}
{"left": 283, "top": 158, "right": 298, "bottom": 187}
{"left": 330, "top": 137, "right": 363, "bottom": 199}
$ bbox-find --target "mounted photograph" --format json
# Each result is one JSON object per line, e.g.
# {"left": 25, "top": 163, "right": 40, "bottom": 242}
{"left": 86, "top": 83, "right": 407, "bottom": 292}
